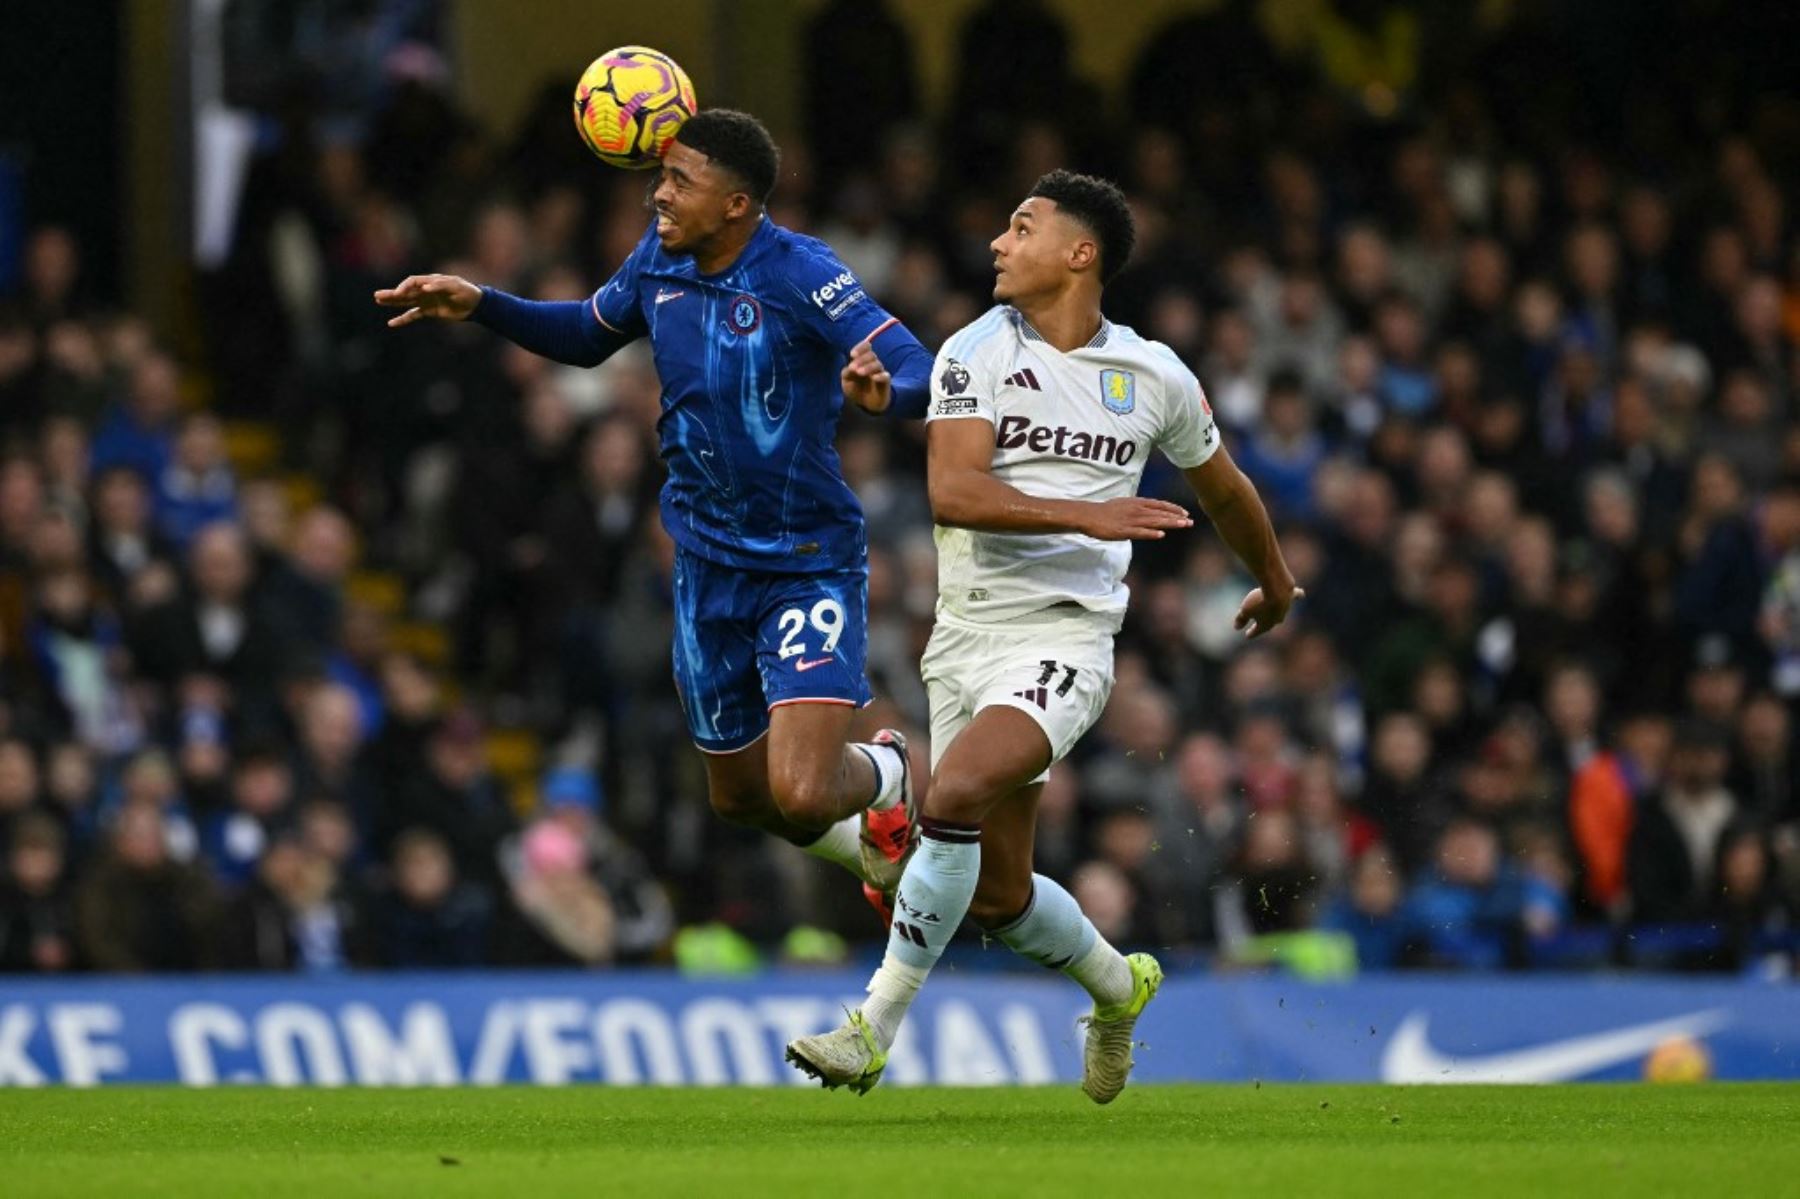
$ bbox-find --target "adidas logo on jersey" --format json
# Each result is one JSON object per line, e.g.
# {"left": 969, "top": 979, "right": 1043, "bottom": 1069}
{"left": 995, "top": 414, "right": 1138, "bottom": 465}
{"left": 1012, "top": 687, "right": 1049, "bottom": 709}
{"left": 1003, "top": 367, "right": 1042, "bottom": 390}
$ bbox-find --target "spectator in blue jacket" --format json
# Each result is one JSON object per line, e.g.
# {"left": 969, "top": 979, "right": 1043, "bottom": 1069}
{"left": 1400, "top": 819, "right": 1531, "bottom": 969}
{"left": 1319, "top": 843, "right": 1409, "bottom": 970}
{"left": 1233, "top": 368, "right": 1327, "bottom": 524}
{"left": 90, "top": 350, "right": 182, "bottom": 483}
{"left": 199, "top": 745, "right": 296, "bottom": 888}
{"left": 154, "top": 412, "right": 238, "bottom": 550}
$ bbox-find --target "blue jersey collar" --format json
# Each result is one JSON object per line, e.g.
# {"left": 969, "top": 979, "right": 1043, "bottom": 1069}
{"left": 657, "top": 215, "right": 776, "bottom": 284}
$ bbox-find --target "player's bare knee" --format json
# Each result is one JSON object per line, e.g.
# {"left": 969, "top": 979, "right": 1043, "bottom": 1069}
{"left": 924, "top": 770, "right": 998, "bottom": 825}
{"left": 769, "top": 774, "right": 840, "bottom": 830}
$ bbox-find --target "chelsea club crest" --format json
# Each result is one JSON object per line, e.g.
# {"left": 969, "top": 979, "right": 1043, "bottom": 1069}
{"left": 1099, "top": 368, "right": 1135, "bottom": 414}
{"left": 726, "top": 294, "right": 762, "bottom": 334}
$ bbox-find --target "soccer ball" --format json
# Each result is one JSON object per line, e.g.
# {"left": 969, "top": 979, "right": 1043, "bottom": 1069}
{"left": 1643, "top": 1035, "right": 1713, "bottom": 1083}
{"left": 572, "top": 45, "right": 698, "bottom": 169}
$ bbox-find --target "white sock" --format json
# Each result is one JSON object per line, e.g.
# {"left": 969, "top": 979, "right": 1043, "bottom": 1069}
{"left": 800, "top": 815, "right": 864, "bottom": 877}
{"left": 855, "top": 742, "right": 906, "bottom": 812}
{"left": 1066, "top": 938, "right": 1135, "bottom": 1008}
{"left": 861, "top": 956, "right": 927, "bottom": 1047}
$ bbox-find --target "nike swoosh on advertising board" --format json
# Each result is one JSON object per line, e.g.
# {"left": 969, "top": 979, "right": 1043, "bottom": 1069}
{"left": 1379, "top": 1008, "right": 1731, "bottom": 1084}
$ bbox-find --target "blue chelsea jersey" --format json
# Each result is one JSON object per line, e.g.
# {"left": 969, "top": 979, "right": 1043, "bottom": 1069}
{"left": 590, "top": 218, "right": 899, "bottom": 574}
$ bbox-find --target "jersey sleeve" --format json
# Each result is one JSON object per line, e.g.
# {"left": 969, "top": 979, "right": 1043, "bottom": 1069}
{"left": 925, "top": 341, "right": 996, "bottom": 425}
{"left": 588, "top": 222, "right": 657, "bottom": 338}
{"left": 784, "top": 243, "right": 903, "bottom": 355}
{"left": 1156, "top": 356, "right": 1222, "bottom": 468}
{"left": 871, "top": 321, "right": 933, "bottom": 420}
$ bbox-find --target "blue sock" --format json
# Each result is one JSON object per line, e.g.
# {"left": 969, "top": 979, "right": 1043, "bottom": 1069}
{"left": 861, "top": 818, "right": 981, "bottom": 1048}
{"left": 992, "top": 874, "right": 1133, "bottom": 1006}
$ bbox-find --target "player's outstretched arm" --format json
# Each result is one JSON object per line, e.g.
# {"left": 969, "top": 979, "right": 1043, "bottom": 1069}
{"left": 374, "top": 276, "right": 632, "bottom": 368}
{"left": 374, "top": 274, "right": 481, "bottom": 326}
{"left": 1183, "top": 447, "right": 1302, "bottom": 638}
{"left": 928, "top": 419, "right": 1193, "bottom": 539}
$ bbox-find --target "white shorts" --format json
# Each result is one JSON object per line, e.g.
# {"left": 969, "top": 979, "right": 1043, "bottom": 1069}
{"left": 920, "top": 609, "right": 1116, "bottom": 785}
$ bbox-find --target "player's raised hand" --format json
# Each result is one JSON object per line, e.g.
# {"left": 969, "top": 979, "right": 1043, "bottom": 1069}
{"left": 1080, "top": 497, "right": 1194, "bottom": 541}
{"left": 373, "top": 274, "right": 482, "bottom": 327}
{"left": 840, "top": 339, "right": 892, "bottom": 413}
{"left": 1233, "top": 584, "right": 1304, "bottom": 639}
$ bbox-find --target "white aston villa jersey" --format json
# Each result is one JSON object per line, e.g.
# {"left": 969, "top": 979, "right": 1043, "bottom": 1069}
{"left": 926, "top": 305, "right": 1221, "bottom": 627}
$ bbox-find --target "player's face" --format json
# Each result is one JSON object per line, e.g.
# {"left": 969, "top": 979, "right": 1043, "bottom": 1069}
{"left": 653, "top": 141, "right": 741, "bottom": 255}
{"left": 990, "top": 198, "right": 1089, "bottom": 303}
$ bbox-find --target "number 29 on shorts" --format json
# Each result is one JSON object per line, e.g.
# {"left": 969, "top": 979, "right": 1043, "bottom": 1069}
{"left": 776, "top": 598, "right": 846, "bottom": 660}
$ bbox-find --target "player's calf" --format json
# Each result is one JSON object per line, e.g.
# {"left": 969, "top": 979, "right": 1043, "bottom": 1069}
{"left": 705, "top": 778, "right": 782, "bottom": 829}
{"left": 764, "top": 704, "right": 905, "bottom": 831}
{"left": 699, "top": 740, "right": 878, "bottom": 888}
{"left": 966, "top": 871, "right": 1033, "bottom": 929}
{"left": 700, "top": 742, "right": 805, "bottom": 834}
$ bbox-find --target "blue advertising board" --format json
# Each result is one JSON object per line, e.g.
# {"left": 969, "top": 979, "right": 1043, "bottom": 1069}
{"left": 0, "top": 971, "right": 1792, "bottom": 1086}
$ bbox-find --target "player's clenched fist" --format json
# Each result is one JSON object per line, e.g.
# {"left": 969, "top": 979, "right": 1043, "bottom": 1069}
{"left": 1079, "top": 496, "right": 1194, "bottom": 541}
{"left": 374, "top": 274, "right": 483, "bottom": 327}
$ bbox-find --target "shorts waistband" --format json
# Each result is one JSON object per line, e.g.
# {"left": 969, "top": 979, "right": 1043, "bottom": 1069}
{"left": 934, "top": 600, "right": 1115, "bottom": 632}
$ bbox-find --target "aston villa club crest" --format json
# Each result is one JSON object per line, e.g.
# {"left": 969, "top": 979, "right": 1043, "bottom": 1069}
{"left": 1099, "top": 368, "right": 1136, "bottom": 414}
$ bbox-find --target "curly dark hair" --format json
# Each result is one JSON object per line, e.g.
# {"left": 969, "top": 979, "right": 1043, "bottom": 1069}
{"left": 1028, "top": 169, "right": 1136, "bottom": 284}
{"left": 674, "top": 108, "right": 780, "bottom": 206}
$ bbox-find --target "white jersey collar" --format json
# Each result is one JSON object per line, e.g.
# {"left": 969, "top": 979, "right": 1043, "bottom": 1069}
{"left": 1011, "top": 307, "right": 1111, "bottom": 350}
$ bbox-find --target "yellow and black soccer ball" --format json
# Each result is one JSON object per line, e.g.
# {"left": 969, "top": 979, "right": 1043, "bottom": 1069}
{"left": 573, "top": 45, "right": 697, "bottom": 169}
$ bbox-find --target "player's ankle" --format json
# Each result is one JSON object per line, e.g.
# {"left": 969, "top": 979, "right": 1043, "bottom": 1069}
{"left": 1067, "top": 940, "right": 1135, "bottom": 1008}
{"left": 864, "top": 955, "right": 927, "bottom": 1049}
{"left": 858, "top": 741, "right": 906, "bottom": 811}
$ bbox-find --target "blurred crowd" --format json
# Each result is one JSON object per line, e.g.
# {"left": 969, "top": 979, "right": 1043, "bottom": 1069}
{"left": 2, "top": 0, "right": 1799, "bottom": 977}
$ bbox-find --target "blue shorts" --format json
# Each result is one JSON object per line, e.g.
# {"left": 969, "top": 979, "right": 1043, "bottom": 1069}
{"left": 670, "top": 547, "right": 873, "bottom": 753}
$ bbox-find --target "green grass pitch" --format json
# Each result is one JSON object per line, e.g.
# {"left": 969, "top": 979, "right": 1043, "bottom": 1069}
{"left": 3, "top": 1083, "right": 1796, "bottom": 1197}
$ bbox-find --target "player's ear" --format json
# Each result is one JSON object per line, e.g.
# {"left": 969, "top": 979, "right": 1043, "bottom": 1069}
{"left": 1068, "top": 236, "right": 1099, "bottom": 275}
{"left": 723, "top": 190, "right": 754, "bottom": 221}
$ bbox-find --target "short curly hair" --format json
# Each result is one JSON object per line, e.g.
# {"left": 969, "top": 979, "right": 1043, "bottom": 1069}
{"left": 1028, "top": 169, "right": 1136, "bottom": 284}
{"left": 674, "top": 109, "right": 780, "bottom": 206}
